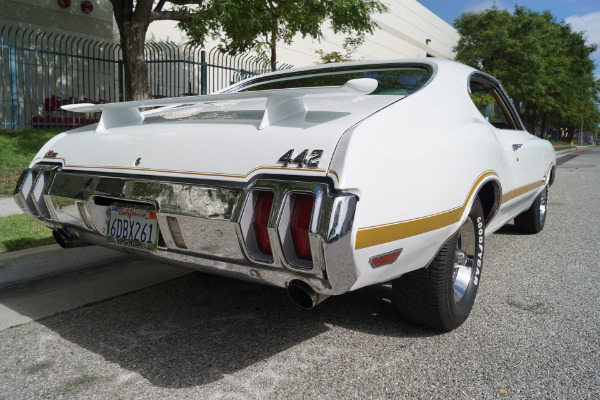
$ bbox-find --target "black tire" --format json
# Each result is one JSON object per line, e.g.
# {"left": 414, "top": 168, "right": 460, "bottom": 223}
{"left": 392, "top": 198, "right": 485, "bottom": 331}
{"left": 514, "top": 185, "right": 548, "bottom": 234}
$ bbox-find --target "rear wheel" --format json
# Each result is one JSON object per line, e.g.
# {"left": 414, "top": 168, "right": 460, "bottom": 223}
{"left": 392, "top": 198, "right": 484, "bottom": 331}
{"left": 514, "top": 185, "right": 548, "bottom": 234}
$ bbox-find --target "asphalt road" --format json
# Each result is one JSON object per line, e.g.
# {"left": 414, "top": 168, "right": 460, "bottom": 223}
{"left": 1, "top": 148, "right": 599, "bottom": 399}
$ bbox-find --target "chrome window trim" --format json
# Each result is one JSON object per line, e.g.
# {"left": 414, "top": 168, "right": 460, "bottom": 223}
{"left": 467, "top": 71, "right": 526, "bottom": 131}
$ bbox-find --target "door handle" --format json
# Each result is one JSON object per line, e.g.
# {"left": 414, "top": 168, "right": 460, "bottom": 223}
{"left": 512, "top": 144, "right": 523, "bottom": 151}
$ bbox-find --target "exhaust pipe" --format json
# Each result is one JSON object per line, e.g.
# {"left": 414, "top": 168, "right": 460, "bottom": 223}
{"left": 287, "top": 280, "right": 329, "bottom": 309}
{"left": 52, "top": 228, "right": 91, "bottom": 249}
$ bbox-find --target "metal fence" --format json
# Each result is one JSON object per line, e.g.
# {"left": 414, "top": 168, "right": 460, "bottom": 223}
{"left": 0, "top": 26, "right": 292, "bottom": 129}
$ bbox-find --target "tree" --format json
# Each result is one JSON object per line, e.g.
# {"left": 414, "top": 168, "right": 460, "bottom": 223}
{"left": 453, "top": 6, "right": 599, "bottom": 139}
{"left": 110, "top": 0, "right": 386, "bottom": 101}
{"left": 315, "top": 35, "right": 365, "bottom": 64}
{"left": 178, "top": 0, "right": 387, "bottom": 71}
{"left": 110, "top": 0, "right": 200, "bottom": 100}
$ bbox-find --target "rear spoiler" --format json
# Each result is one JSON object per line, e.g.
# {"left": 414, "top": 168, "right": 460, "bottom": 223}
{"left": 62, "top": 78, "right": 378, "bottom": 132}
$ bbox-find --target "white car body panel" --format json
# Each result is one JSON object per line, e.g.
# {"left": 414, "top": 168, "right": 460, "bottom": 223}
{"left": 16, "top": 58, "right": 556, "bottom": 301}
{"left": 32, "top": 95, "right": 400, "bottom": 183}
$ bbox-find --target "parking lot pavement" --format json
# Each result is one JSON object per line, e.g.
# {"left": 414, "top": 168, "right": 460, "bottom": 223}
{"left": 0, "top": 147, "right": 598, "bottom": 399}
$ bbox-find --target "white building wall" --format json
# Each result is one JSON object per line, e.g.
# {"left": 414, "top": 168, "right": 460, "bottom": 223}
{"left": 147, "top": 0, "right": 458, "bottom": 67}
{"left": 276, "top": 0, "right": 458, "bottom": 65}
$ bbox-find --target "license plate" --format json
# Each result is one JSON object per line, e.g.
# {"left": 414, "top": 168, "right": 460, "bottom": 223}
{"left": 106, "top": 203, "right": 159, "bottom": 251}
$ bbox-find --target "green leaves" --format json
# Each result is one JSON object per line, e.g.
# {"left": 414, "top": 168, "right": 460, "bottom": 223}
{"left": 315, "top": 35, "right": 365, "bottom": 64}
{"left": 454, "top": 6, "right": 599, "bottom": 136}
{"left": 178, "top": 0, "right": 388, "bottom": 69}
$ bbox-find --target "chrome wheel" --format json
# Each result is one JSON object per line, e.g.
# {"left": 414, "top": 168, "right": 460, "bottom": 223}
{"left": 539, "top": 186, "right": 548, "bottom": 223}
{"left": 515, "top": 182, "right": 550, "bottom": 234}
{"left": 453, "top": 217, "right": 476, "bottom": 302}
{"left": 393, "top": 198, "right": 484, "bottom": 331}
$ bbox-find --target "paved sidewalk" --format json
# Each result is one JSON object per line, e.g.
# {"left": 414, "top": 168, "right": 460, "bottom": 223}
{"left": 0, "top": 196, "right": 131, "bottom": 291}
{"left": 0, "top": 258, "right": 190, "bottom": 330}
{"left": 0, "top": 197, "right": 22, "bottom": 218}
{"left": 0, "top": 244, "right": 132, "bottom": 290}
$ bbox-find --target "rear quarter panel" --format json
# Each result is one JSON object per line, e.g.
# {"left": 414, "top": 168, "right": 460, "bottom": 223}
{"left": 329, "top": 64, "right": 507, "bottom": 289}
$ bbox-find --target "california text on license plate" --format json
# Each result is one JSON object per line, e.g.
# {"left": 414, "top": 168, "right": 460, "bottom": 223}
{"left": 106, "top": 203, "right": 159, "bottom": 251}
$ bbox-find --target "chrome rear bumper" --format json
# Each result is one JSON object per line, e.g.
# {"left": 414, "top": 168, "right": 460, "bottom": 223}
{"left": 14, "top": 164, "right": 358, "bottom": 295}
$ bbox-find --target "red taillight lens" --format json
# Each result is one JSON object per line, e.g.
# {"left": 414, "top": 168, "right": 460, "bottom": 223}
{"left": 290, "top": 194, "right": 314, "bottom": 261}
{"left": 252, "top": 191, "right": 274, "bottom": 255}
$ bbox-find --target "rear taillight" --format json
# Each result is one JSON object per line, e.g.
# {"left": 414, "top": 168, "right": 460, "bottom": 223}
{"left": 252, "top": 191, "right": 274, "bottom": 255}
{"left": 290, "top": 194, "right": 314, "bottom": 261}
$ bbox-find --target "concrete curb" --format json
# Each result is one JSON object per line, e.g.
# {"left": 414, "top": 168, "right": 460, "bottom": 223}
{"left": 555, "top": 145, "right": 592, "bottom": 157}
{"left": 0, "top": 244, "right": 132, "bottom": 290}
{"left": 555, "top": 148, "right": 578, "bottom": 157}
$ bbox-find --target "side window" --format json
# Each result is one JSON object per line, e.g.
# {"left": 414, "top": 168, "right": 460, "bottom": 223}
{"left": 469, "top": 80, "right": 517, "bottom": 130}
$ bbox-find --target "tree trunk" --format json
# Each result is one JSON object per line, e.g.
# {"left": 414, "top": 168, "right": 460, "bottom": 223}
{"left": 269, "top": 33, "right": 277, "bottom": 72}
{"left": 520, "top": 105, "right": 530, "bottom": 125}
{"left": 119, "top": 24, "right": 151, "bottom": 101}
{"left": 540, "top": 113, "right": 547, "bottom": 139}
{"left": 111, "top": 0, "right": 153, "bottom": 101}
{"left": 529, "top": 109, "right": 538, "bottom": 134}
{"left": 565, "top": 128, "right": 574, "bottom": 142}
{"left": 560, "top": 127, "right": 568, "bottom": 141}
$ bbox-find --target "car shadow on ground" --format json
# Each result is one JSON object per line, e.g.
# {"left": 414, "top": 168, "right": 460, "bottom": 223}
{"left": 36, "top": 270, "right": 437, "bottom": 388}
{"left": 492, "top": 223, "right": 529, "bottom": 236}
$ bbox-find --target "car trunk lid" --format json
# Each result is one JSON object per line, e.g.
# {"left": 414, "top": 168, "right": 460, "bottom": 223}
{"left": 38, "top": 81, "right": 402, "bottom": 182}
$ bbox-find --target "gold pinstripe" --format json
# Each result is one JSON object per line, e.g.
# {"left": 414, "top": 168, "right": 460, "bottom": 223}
{"left": 355, "top": 171, "right": 498, "bottom": 250}
{"left": 543, "top": 162, "right": 554, "bottom": 186}
{"left": 36, "top": 157, "right": 325, "bottom": 179}
{"left": 37, "top": 155, "right": 549, "bottom": 250}
{"left": 501, "top": 180, "right": 544, "bottom": 204}
{"left": 328, "top": 169, "right": 340, "bottom": 182}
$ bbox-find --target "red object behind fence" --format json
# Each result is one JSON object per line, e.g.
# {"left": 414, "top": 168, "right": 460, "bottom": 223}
{"left": 80, "top": 0, "right": 93, "bottom": 13}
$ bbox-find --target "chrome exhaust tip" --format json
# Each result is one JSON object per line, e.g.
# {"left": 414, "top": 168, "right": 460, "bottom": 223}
{"left": 52, "top": 228, "right": 91, "bottom": 249}
{"left": 287, "top": 280, "right": 329, "bottom": 309}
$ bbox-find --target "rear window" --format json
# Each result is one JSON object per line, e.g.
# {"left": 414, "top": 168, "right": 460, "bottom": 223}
{"left": 236, "top": 67, "right": 432, "bottom": 96}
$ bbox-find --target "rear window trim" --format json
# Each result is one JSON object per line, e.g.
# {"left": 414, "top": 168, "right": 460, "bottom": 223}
{"left": 224, "top": 63, "right": 435, "bottom": 96}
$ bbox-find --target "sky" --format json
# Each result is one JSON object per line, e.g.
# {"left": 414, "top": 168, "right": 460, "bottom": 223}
{"left": 418, "top": 0, "right": 600, "bottom": 77}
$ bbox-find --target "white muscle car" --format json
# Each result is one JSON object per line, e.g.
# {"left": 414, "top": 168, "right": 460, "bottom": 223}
{"left": 15, "top": 58, "right": 556, "bottom": 331}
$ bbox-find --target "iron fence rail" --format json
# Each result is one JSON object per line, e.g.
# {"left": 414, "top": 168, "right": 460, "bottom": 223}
{"left": 0, "top": 26, "right": 292, "bottom": 129}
